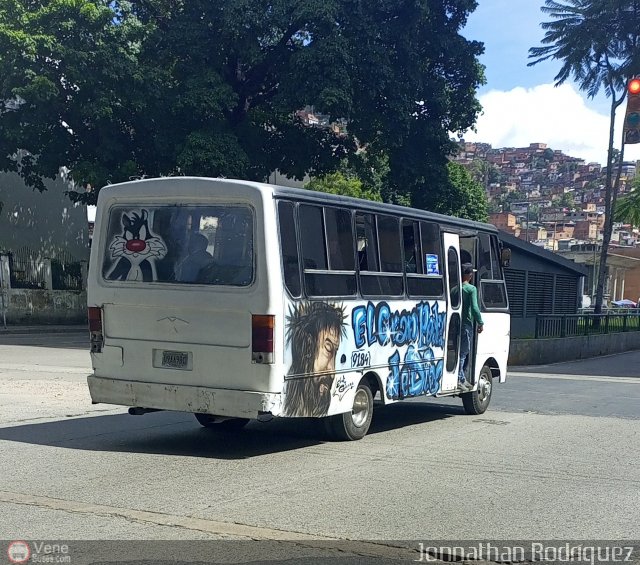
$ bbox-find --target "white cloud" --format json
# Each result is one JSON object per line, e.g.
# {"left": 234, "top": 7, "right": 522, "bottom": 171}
{"left": 463, "top": 83, "right": 640, "bottom": 166}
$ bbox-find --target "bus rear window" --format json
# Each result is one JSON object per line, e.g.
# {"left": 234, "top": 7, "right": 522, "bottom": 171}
{"left": 101, "top": 205, "right": 254, "bottom": 286}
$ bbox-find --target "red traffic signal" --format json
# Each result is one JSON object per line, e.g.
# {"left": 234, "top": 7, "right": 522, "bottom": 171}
{"left": 625, "top": 78, "right": 640, "bottom": 144}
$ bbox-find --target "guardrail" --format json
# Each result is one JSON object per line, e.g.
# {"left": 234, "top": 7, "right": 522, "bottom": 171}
{"left": 535, "top": 312, "right": 640, "bottom": 338}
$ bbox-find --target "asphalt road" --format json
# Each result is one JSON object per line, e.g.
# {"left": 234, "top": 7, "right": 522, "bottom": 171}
{"left": 0, "top": 332, "right": 639, "bottom": 562}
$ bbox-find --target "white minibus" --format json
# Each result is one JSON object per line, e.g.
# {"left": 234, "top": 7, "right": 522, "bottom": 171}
{"left": 87, "top": 177, "right": 510, "bottom": 440}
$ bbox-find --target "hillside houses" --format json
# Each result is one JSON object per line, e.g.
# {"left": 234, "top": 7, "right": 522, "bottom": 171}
{"left": 455, "top": 141, "right": 639, "bottom": 253}
{"left": 456, "top": 141, "right": 640, "bottom": 304}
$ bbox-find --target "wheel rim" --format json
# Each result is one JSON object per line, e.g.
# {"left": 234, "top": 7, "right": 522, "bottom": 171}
{"left": 477, "top": 372, "right": 492, "bottom": 404}
{"left": 351, "top": 388, "right": 370, "bottom": 427}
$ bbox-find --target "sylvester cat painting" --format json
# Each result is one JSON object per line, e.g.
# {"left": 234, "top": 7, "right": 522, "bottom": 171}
{"left": 105, "top": 209, "right": 167, "bottom": 281}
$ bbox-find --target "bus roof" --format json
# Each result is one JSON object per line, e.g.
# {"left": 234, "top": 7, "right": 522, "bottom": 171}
{"left": 100, "top": 176, "right": 497, "bottom": 235}
{"left": 270, "top": 183, "right": 498, "bottom": 234}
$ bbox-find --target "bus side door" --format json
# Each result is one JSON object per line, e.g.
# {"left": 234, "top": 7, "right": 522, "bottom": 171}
{"left": 441, "top": 233, "right": 462, "bottom": 392}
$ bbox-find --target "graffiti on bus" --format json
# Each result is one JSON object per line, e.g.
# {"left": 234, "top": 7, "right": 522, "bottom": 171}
{"left": 350, "top": 301, "right": 446, "bottom": 400}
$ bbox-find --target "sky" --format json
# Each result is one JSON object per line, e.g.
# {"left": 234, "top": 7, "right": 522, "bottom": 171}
{"left": 460, "top": 0, "right": 640, "bottom": 166}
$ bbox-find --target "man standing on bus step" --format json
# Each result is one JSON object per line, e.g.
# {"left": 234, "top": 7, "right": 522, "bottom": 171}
{"left": 459, "top": 264, "right": 484, "bottom": 392}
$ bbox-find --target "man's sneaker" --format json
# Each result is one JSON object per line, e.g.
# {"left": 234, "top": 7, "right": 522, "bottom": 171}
{"left": 458, "top": 380, "right": 472, "bottom": 392}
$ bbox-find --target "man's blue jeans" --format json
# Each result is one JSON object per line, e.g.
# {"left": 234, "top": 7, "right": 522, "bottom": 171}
{"left": 459, "top": 323, "right": 473, "bottom": 383}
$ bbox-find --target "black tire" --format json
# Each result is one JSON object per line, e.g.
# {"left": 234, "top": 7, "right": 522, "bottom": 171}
{"left": 325, "top": 381, "right": 374, "bottom": 441}
{"left": 462, "top": 365, "right": 493, "bottom": 415}
{"left": 194, "top": 413, "right": 250, "bottom": 430}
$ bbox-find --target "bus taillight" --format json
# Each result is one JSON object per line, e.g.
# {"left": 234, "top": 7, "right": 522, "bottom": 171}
{"left": 252, "top": 314, "right": 274, "bottom": 364}
{"left": 88, "top": 307, "right": 104, "bottom": 353}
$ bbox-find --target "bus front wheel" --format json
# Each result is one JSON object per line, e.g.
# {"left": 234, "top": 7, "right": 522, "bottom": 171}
{"left": 325, "top": 381, "right": 374, "bottom": 441}
{"left": 462, "top": 365, "right": 493, "bottom": 415}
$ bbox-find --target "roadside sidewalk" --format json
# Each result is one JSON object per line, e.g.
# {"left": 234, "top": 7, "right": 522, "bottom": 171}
{"left": 0, "top": 324, "right": 87, "bottom": 335}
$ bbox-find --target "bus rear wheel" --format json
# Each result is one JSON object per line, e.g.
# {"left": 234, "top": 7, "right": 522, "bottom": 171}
{"left": 194, "top": 413, "right": 250, "bottom": 430}
{"left": 325, "top": 381, "right": 373, "bottom": 441}
{"left": 462, "top": 365, "right": 493, "bottom": 415}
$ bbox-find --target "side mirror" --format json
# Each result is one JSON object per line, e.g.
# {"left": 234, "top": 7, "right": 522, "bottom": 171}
{"left": 501, "top": 248, "right": 511, "bottom": 268}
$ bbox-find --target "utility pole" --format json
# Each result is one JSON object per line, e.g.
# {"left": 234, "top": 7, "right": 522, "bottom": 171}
{"left": 591, "top": 240, "right": 597, "bottom": 304}
{"left": 525, "top": 189, "right": 530, "bottom": 243}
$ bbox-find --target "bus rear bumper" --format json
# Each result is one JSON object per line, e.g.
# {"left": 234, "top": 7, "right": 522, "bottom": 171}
{"left": 87, "top": 376, "right": 283, "bottom": 419}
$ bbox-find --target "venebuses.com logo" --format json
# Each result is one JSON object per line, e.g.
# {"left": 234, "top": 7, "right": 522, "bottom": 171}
{"left": 6, "top": 540, "right": 71, "bottom": 564}
{"left": 7, "top": 540, "right": 31, "bottom": 564}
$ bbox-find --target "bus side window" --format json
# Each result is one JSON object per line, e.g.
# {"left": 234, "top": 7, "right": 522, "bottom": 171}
{"left": 478, "top": 234, "right": 508, "bottom": 310}
{"left": 325, "top": 207, "right": 355, "bottom": 271}
{"left": 377, "top": 215, "right": 402, "bottom": 273}
{"left": 477, "top": 233, "right": 493, "bottom": 280}
{"left": 357, "top": 213, "right": 403, "bottom": 297}
{"left": 405, "top": 221, "right": 444, "bottom": 298}
{"left": 277, "top": 201, "right": 301, "bottom": 297}
{"left": 299, "top": 204, "right": 356, "bottom": 297}
{"left": 355, "top": 213, "right": 379, "bottom": 272}
{"left": 299, "top": 205, "right": 328, "bottom": 270}
{"left": 402, "top": 220, "right": 421, "bottom": 274}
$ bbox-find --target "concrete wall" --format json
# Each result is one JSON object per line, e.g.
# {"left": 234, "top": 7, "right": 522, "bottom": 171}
{"left": 0, "top": 171, "right": 90, "bottom": 261}
{"left": 0, "top": 289, "right": 87, "bottom": 325}
{"left": 509, "top": 332, "right": 640, "bottom": 365}
{"left": 0, "top": 171, "right": 90, "bottom": 325}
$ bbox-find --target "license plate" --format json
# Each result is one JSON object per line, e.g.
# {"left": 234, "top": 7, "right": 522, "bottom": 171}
{"left": 161, "top": 350, "right": 188, "bottom": 369}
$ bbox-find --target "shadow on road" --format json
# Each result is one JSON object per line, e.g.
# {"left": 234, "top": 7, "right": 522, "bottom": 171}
{"left": 0, "top": 401, "right": 457, "bottom": 459}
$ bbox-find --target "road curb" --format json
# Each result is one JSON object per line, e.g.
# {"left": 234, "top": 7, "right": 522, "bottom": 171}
{"left": 0, "top": 325, "right": 87, "bottom": 335}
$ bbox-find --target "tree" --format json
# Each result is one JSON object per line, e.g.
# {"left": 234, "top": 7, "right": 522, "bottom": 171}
{"left": 0, "top": 0, "right": 485, "bottom": 209}
{"left": 529, "top": 0, "right": 640, "bottom": 314}
{"left": 614, "top": 175, "right": 640, "bottom": 226}
{"left": 469, "top": 158, "right": 499, "bottom": 191}
{"left": 305, "top": 159, "right": 489, "bottom": 222}
{"left": 487, "top": 199, "right": 502, "bottom": 214}
{"left": 305, "top": 171, "right": 382, "bottom": 202}
{"left": 437, "top": 161, "right": 489, "bottom": 222}
{"left": 559, "top": 191, "right": 578, "bottom": 211}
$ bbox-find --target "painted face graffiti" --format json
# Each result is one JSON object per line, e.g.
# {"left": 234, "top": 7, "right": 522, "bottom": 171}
{"left": 313, "top": 326, "right": 340, "bottom": 374}
{"left": 282, "top": 302, "right": 347, "bottom": 418}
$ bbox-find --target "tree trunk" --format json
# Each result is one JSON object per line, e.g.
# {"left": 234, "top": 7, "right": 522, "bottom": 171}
{"left": 594, "top": 95, "right": 625, "bottom": 314}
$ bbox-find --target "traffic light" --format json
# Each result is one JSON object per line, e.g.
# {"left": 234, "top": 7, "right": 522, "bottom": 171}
{"left": 624, "top": 77, "right": 640, "bottom": 145}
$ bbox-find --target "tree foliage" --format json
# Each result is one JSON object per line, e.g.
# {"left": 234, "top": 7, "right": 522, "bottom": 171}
{"left": 529, "top": 0, "right": 640, "bottom": 313}
{"left": 304, "top": 158, "right": 489, "bottom": 222}
{"left": 305, "top": 171, "right": 382, "bottom": 202}
{"left": 441, "top": 161, "right": 488, "bottom": 222}
{"left": 0, "top": 0, "right": 485, "bottom": 208}
{"left": 614, "top": 176, "right": 640, "bottom": 226}
{"left": 558, "top": 191, "right": 578, "bottom": 211}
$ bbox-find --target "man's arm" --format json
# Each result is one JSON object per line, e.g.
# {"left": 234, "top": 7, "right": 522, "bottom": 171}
{"left": 470, "top": 285, "right": 484, "bottom": 330}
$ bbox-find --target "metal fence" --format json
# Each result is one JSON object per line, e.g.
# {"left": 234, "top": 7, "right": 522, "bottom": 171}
{"left": 8, "top": 249, "right": 84, "bottom": 291}
{"left": 535, "top": 312, "right": 640, "bottom": 338}
{"left": 8, "top": 249, "right": 47, "bottom": 289}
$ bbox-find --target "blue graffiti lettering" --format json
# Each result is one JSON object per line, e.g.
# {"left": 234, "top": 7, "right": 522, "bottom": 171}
{"left": 366, "top": 302, "right": 376, "bottom": 346}
{"left": 385, "top": 346, "right": 443, "bottom": 400}
{"left": 377, "top": 302, "right": 391, "bottom": 345}
{"left": 352, "top": 307, "right": 367, "bottom": 349}
{"left": 352, "top": 300, "right": 445, "bottom": 349}
{"left": 386, "top": 350, "right": 401, "bottom": 399}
